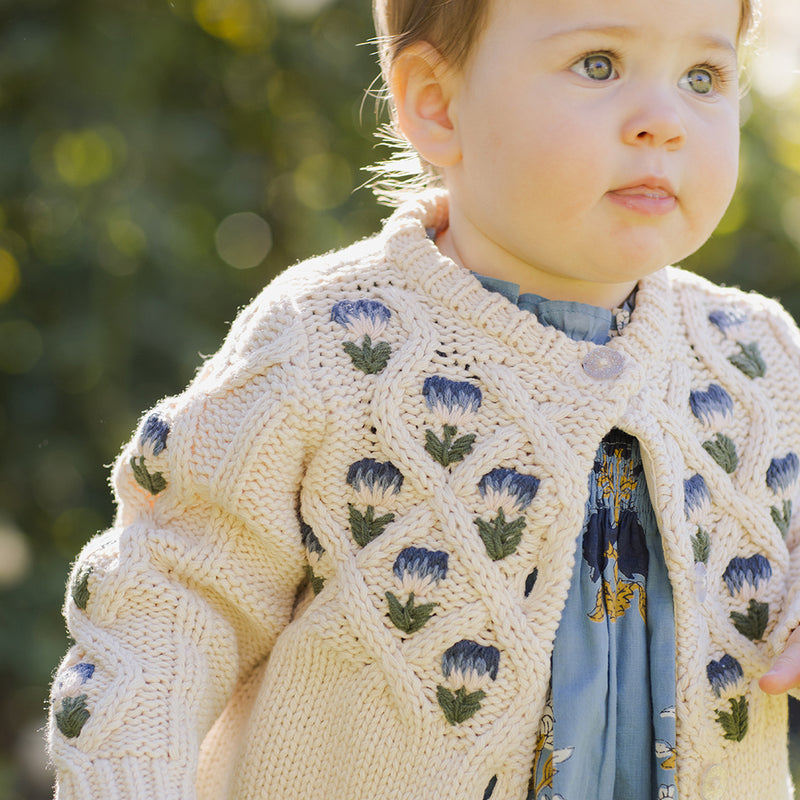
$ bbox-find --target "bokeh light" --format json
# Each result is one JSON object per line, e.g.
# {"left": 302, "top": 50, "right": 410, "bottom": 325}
{"left": 215, "top": 212, "right": 273, "bottom": 269}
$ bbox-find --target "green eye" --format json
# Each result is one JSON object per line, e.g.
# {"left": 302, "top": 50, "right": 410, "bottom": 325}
{"left": 685, "top": 68, "right": 714, "bottom": 95}
{"left": 581, "top": 54, "right": 615, "bottom": 81}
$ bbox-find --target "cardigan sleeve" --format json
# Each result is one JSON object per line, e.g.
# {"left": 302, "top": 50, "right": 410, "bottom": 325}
{"left": 759, "top": 299, "right": 800, "bottom": 697}
{"left": 47, "top": 292, "right": 319, "bottom": 799}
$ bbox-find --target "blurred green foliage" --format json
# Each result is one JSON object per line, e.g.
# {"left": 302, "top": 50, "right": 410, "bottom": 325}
{"left": 1, "top": 0, "right": 800, "bottom": 797}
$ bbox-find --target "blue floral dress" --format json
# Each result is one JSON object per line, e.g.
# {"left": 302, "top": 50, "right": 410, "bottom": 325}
{"left": 475, "top": 275, "right": 679, "bottom": 800}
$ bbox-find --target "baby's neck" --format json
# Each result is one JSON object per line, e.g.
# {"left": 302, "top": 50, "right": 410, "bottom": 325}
{"left": 435, "top": 226, "right": 640, "bottom": 312}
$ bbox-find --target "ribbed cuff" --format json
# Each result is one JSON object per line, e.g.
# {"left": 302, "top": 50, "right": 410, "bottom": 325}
{"left": 54, "top": 754, "right": 197, "bottom": 800}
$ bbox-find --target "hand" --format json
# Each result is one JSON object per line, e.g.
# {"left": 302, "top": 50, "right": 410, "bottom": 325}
{"left": 759, "top": 627, "right": 800, "bottom": 694}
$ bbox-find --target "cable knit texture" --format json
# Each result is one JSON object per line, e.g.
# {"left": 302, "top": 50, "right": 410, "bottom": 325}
{"left": 49, "top": 191, "right": 800, "bottom": 800}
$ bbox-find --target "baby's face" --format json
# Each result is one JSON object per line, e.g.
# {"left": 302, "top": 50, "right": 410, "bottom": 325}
{"left": 443, "top": 0, "right": 741, "bottom": 302}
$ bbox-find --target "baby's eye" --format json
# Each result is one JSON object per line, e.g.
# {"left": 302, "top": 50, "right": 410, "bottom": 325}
{"left": 571, "top": 53, "right": 617, "bottom": 82}
{"left": 680, "top": 68, "right": 715, "bottom": 95}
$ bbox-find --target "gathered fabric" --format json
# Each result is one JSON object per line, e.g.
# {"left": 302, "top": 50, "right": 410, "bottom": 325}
{"left": 49, "top": 191, "right": 800, "bottom": 800}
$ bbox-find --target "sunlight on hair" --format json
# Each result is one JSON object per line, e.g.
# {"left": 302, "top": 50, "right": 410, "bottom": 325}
{"left": 751, "top": 0, "right": 800, "bottom": 100}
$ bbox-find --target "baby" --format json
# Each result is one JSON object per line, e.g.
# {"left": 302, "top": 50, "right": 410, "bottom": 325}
{"left": 48, "top": 0, "right": 800, "bottom": 798}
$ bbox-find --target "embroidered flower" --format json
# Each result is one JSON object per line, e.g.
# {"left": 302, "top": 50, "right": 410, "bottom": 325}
{"left": 346, "top": 458, "right": 404, "bottom": 505}
{"left": 423, "top": 376, "right": 482, "bottom": 428}
{"left": 386, "top": 547, "right": 448, "bottom": 634}
{"left": 392, "top": 547, "right": 448, "bottom": 596}
{"left": 423, "top": 377, "right": 482, "bottom": 467}
{"left": 767, "top": 453, "right": 800, "bottom": 498}
{"left": 690, "top": 384, "right": 733, "bottom": 428}
{"left": 723, "top": 554, "right": 772, "bottom": 595}
{"left": 729, "top": 341, "right": 766, "bottom": 379}
{"left": 684, "top": 474, "right": 711, "bottom": 524}
{"left": 53, "top": 662, "right": 95, "bottom": 739}
{"left": 474, "top": 468, "right": 539, "bottom": 560}
{"left": 332, "top": 299, "right": 392, "bottom": 374}
{"left": 730, "top": 599, "right": 770, "bottom": 642}
{"left": 709, "top": 308, "right": 747, "bottom": 337}
{"left": 441, "top": 639, "right": 500, "bottom": 691}
{"left": 139, "top": 413, "right": 170, "bottom": 457}
{"left": 478, "top": 468, "right": 540, "bottom": 514}
{"left": 707, "top": 654, "right": 744, "bottom": 697}
{"left": 716, "top": 695, "right": 749, "bottom": 742}
{"left": 346, "top": 459, "right": 402, "bottom": 547}
{"left": 437, "top": 640, "right": 500, "bottom": 725}
{"left": 766, "top": 453, "right": 798, "bottom": 537}
{"left": 331, "top": 299, "right": 391, "bottom": 339}
{"left": 54, "top": 662, "right": 95, "bottom": 697}
{"left": 300, "top": 520, "right": 325, "bottom": 594}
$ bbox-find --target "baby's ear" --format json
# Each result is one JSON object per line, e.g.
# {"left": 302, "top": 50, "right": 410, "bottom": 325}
{"left": 390, "top": 42, "right": 462, "bottom": 168}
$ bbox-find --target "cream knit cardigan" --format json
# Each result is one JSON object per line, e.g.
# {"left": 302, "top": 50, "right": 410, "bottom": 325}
{"left": 49, "top": 191, "right": 800, "bottom": 800}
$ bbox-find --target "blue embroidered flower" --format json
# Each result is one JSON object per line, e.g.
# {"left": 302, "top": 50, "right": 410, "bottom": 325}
{"left": 393, "top": 547, "right": 448, "bottom": 595}
{"left": 53, "top": 662, "right": 95, "bottom": 739}
{"left": 331, "top": 299, "right": 391, "bottom": 339}
{"left": 437, "top": 640, "right": 500, "bottom": 725}
{"left": 723, "top": 554, "right": 772, "bottom": 595}
{"left": 478, "top": 468, "right": 540, "bottom": 514}
{"left": 386, "top": 547, "right": 448, "bottom": 634}
{"left": 767, "top": 453, "right": 800, "bottom": 497}
{"left": 423, "top": 376, "right": 483, "bottom": 427}
{"left": 331, "top": 299, "right": 392, "bottom": 374}
{"left": 709, "top": 308, "right": 747, "bottom": 337}
{"left": 684, "top": 474, "right": 711, "bottom": 524}
{"left": 423, "top": 377, "right": 482, "bottom": 466}
{"left": 690, "top": 384, "right": 733, "bottom": 430}
{"left": 54, "top": 662, "right": 95, "bottom": 696}
{"left": 139, "top": 413, "right": 170, "bottom": 456}
{"left": 707, "top": 654, "right": 744, "bottom": 697}
{"left": 347, "top": 458, "right": 404, "bottom": 505}
{"left": 442, "top": 640, "right": 500, "bottom": 690}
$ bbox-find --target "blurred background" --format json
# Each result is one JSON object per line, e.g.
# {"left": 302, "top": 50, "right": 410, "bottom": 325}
{"left": 1, "top": 0, "right": 800, "bottom": 796}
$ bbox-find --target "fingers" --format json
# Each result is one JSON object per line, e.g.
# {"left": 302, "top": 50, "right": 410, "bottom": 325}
{"left": 759, "top": 628, "right": 800, "bottom": 694}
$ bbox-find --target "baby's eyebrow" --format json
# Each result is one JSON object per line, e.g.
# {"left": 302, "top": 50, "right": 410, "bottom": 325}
{"left": 543, "top": 24, "right": 737, "bottom": 60}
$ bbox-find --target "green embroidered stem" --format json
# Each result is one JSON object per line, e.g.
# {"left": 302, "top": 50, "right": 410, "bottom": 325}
{"left": 771, "top": 500, "right": 792, "bottom": 538}
{"left": 436, "top": 685, "right": 486, "bottom": 725}
{"left": 730, "top": 599, "right": 769, "bottom": 641}
{"left": 386, "top": 591, "right": 437, "bottom": 634}
{"left": 691, "top": 527, "right": 710, "bottom": 564}
{"left": 342, "top": 334, "right": 392, "bottom": 374}
{"left": 425, "top": 424, "right": 477, "bottom": 467}
{"left": 304, "top": 564, "right": 325, "bottom": 595}
{"left": 729, "top": 341, "right": 766, "bottom": 379}
{"left": 348, "top": 503, "right": 395, "bottom": 547}
{"left": 702, "top": 433, "right": 738, "bottom": 474}
{"left": 71, "top": 565, "right": 93, "bottom": 610}
{"left": 475, "top": 508, "right": 527, "bottom": 560}
{"left": 715, "top": 695, "right": 748, "bottom": 742}
{"left": 130, "top": 455, "right": 167, "bottom": 495}
{"left": 55, "top": 694, "right": 91, "bottom": 739}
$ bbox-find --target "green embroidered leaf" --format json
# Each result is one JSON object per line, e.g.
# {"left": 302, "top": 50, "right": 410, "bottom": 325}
{"left": 348, "top": 504, "right": 395, "bottom": 547}
{"left": 342, "top": 335, "right": 392, "bottom": 374}
{"left": 425, "top": 424, "right": 476, "bottom": 467}
{"left": 702, "top": 433, "right": 738, "bottom": 474}
{"left": 130, "top": 455, "right": 167, "bottom": 495}
{"left": 304, "top": 564, "right": 325, "bottom": 595}
{"left": 436, "top": 685, "right": 486, "bottom": 725}
{"left": 425, "top": 429, "right": 445, "bottom": 464}
{"left": 71, "top": 565, "right": 93, "bottom": 611}
{"left": 691, "top": 527, "right": 710, "bottom": 564}
{"left": 55, "top": 694, "right": 91, "bottom": 739}
{"left": 715, "top": 695, "right": 748, "bottom": 742}
{"left": 386, "top": 591, "right": 437, "bottom": 634}
{"left": 730, "top": 599, "right": 769, "bottom": 641}
{"left": 729, "top": 341, "right": 766, "bottom": 379}
{"left": 771, "top": 500, "right": 792, "bottom": 538}
{"left": 475, "top": 508, "right": 527, "bottom": 560}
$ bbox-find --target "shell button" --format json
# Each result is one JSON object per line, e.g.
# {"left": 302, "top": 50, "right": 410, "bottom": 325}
{"left": 700, "top": 763, "right": 728, "bottom": 800}
{"left": 582, "top": 346, "right": 625, "bottom": 380}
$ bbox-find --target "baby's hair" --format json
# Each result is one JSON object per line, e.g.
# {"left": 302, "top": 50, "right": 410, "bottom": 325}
{"left": 368, "top": 0, "right": 761, "bottom": 204}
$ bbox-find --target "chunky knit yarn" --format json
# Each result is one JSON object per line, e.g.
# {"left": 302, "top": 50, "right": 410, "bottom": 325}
{"left": 49, "top": 191, "right": 800, "bottom": 800}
